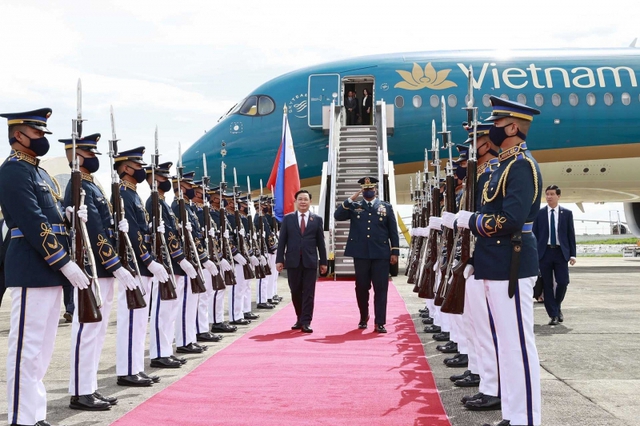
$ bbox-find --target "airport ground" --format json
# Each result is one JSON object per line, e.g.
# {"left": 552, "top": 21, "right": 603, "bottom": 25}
{"left": 0, "top": 256, "right": 638, "bottom": 426}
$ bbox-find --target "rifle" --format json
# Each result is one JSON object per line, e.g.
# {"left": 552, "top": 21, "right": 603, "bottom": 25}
{"left": 246, "top": 176, "right": 268, "bottom": 278}
{"left": 109, "top": 106, "right": 146, "bottom": 310}
{"left": 150, "top": 127, "right": 177, "bottom": 300}
{"left": 219, "top": 162, "right": 237, "bottom": 285}
{"left": 442, "top": 67, "right": 477, "bottom": 314}
{"left": 258, "top": 179, "right": 273, "bottom": 275}
{"left": 177, "top": 143, "right": 206, "bottom": 294}
{"left": 406, "top": 175, "right": 418, "bottom": 282}
{"left": 233, "top": 167, "right": 255, "bottom": 280}
{"left": 202, "top": 154, "right": 226, "bottom": 291}
{"left": 70, "top": 79, "right": 103, "bottom": 323}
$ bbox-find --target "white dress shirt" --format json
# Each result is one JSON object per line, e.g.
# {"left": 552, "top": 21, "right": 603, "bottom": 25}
{"left": 547, "top": 205, "right": 560, "bottom": 245}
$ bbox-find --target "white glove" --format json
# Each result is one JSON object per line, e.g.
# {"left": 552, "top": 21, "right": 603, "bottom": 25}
{"left": 441, "top": 212, "right": 456, "bottom": 230}
{"left": 249, "top": 255, "right": 260, "bottom": 267}
{"left": 113, "top": 266, "right": 138, "bottom": 291}
{"left": 148, "top": 260, "right": 170, "bottom": 282}
{"left": 65, "top": 205, "right": 88, "bottom": 224}
{"left": 463, "top": 264, "right": 475, "bottom": 280}
{"left": 178, "top": 259, "right": 198, "bottom": 279}
{"left": 203, "top": 260, "right": 219, "bottom": 276}
{"left": 208, "top": 228, "right": 217, "bottom": 238}
{"left": 259, "top": 255, "right": 267, "bottom": 266}
{"left": 60, "top": 262, "right": 89, "bottom": 290}
{"left": 219, "top": 258, "right": 232, "bottom": 272}
{"left": 457, "top": 210, "right": 473, "bottom": 230}
{"left": 118, "top": 218, "right": 129, "bottom": 233}
{"left": 238, "top": 227, "right": 245, "bottom": 237}
{"left": 157, "top": 220, "right": 165, "bottom": 234}
{"left": 233, "top": 253, "right": 247, "bottom": 266}
{"left": 223, "top": 230, "right": 230, "bottom": 239}
{"left": 410, "top": 228, "right": 415, "bottom": 237}
{"left": 433, "top": 260, "right": 439, "bottom": 272}
{"left": 428, "top": 217, "right": 442, "bottom": 231}
{"left": 185, "top": 221, "right": 192, "bottom": 232}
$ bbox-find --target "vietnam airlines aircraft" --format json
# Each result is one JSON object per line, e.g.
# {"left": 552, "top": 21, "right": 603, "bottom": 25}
{"left": 182, "top": 47, "right": 640, "bottom": 234}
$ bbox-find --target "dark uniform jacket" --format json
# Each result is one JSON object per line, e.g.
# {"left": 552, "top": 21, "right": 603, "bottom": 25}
{"left": 171, "top": 199, "right": 209, "bottom": 274}
{"left": 254, "top": 214, "right": 277, "bottom": 254}
{"left": 63, "top": 173, "right": 121, "bottom": 278}
{"left": 467, "top": 158, "right": 499, "bottom": 267}
{"left": 0, "top": 151, "right": 71, "bottom": 287}
{"left": 145, "top": 195, "right": 186, "bottom": 274}
{"left": 469, "top": 144, "right": 542, "bottom": 280}
{"left": 334, "top": 198, "right": 400, "bottom": 259}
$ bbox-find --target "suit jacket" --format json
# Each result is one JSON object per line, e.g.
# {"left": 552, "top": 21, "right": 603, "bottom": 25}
{"left": 276, "top": 211, "right": 327, "bottom": 269}
{"left": 532, "top": 205, "right": 576, "bottom": 262}
{"left": 345, "top": 97, "right": 359, "bottom": 114}
{"left": 362, "top": 95, "right": 372, "bottom": 113}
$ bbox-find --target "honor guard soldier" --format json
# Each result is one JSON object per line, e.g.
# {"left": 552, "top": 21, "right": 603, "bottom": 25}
{"left": 113, "top": 147, "right": 169, "bottom": 387}
{"left": 254, "top": 198, "right": 277, "bottom": 309}
{"left": 0, "top": 108, "right": 90, "bottom": 426}
{"left": 334, "top": 177, "right": 400, "bottom": 333}
{"left": 237, "top": 195, "right": 261, "bottom": 321}
{"left": 456, "top": 96, "right": 543, "bottom": 426}
{"left": 61, "top": 133, "right": 138, "bottom": 410}
{"left": 266, "top": 198, "right": 283, "bottom": 305}
{"left": 144, "top": 161, "right": 191, "bottom": 368}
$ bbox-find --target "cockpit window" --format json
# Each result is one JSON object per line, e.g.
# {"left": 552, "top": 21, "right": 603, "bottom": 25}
{"left": 232, "top": 95, "right": 276, "bottom": 117}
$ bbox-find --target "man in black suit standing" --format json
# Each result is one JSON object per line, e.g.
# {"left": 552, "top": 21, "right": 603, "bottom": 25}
{"left": 276, "top": 190, "right": 328, "bottom": 333}
{"left": 532, "top": 184, "right": 576, "bottom": 325}
{"left": 345, "top": 91, "right": 359, "bottom": 126}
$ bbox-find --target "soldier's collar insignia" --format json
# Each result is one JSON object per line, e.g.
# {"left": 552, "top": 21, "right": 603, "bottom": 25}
{"left": 498, "top": 142, "right": 528, "bottom": 162}
{"left": 81, "top": 172, "right": 94, "bottom": 182}
{"left": 9, "top": 149, "right": 38, "bottom": 166}
{"left": 121, "top": 180, "right": 137, "bottom": 191}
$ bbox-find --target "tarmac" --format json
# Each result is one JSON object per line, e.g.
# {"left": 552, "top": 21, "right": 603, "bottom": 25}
{"left": 0, "top": 256, "right": 638, "bottom": 426}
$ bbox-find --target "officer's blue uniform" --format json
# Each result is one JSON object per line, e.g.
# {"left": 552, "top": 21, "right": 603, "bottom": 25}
{"left": 334, "top": 177, "right": 400, "bottom": 329}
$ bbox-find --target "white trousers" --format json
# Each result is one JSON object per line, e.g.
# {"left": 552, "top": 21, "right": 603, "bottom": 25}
{"left": 267, "top": 253, "right": 279, "bottom": 297}
{"left": 175, "top": 275, "right": 197, "bottom": 347}
{"left": 6, "top": 286, "right": 61, "bottom": 425}
{"left": 69, "top": 278, "right": 115, "bottom": 396}
{"left": 196, "top": 272, "right": 214, "bottom": 335}
{"left": 149, "top": 277, "right": 179, "bottom": 358}
{"left": 257, "top": 275, "right": 269, "bottom": 304}
{"left": 211, "top": 287, "right": 227, "bottom": 323}
{"left": 484, "top": 277, "right": 541, "bottom": 426}
{"left": 228, "top": 264, "right": 246, "bottom": 322}
{"left": 242, "top": 273, "right": 253, "bottom": 313}
{"left": 116, "top": 276, "right": 152, "bottom": 376}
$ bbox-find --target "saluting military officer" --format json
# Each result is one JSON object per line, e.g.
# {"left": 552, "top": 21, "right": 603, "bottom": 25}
{"left": 113, "top": 147, "right": 169, "bottom": 387}
{"left": 0, "top": 108, "right": 89, "bottom": 426}
{"left": 334, "top": 177, "right": 400, "bottom": 333}
{"left": 60, "top": 133, "right": 138, "bottom": 410}
{"left": 456, "top": 97, "right": 543, "bottom": 426}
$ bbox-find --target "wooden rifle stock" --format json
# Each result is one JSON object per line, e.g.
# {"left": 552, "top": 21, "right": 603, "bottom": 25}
{"left": 179, "top": 198, "right": 206, "bottom": 294}
{"left": 203, "top": 203, "right": 226, "bottom": 291}
{"left": 434, "top": 175, "right": 455, "bottom": 306}
{"left": 235, "top": 209, "right": 256, "bottom": 280}
{"left": 219, "top": 207, "right": 237, "bottom": 285}
{"left": 247, "top": 212, "right": 266, "bottom": 278}
{"left": 258, "top": 213, "right": 272, "bottom": 275}
{"left": 410, "top": 205, "right": 427, "bottom": 290}
{"left": 418, "top": 187, "right": 440, "bottom": 299}
{"left": 151, "top": 191, "right": 177, "bottom": 301}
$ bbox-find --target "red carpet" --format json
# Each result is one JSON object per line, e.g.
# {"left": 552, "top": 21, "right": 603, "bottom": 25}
{"left": 113, "top": 281, "right": 450, "bottom": 426}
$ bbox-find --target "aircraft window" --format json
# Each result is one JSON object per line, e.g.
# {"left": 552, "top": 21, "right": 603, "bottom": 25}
{"left": 258, "top": 96, "right": 275, "bottom": 115}
{"left": 482, "top": 94, "right": 491, "bottom": 107}
{"left": 622, "top": 92, "right": 631, "bottom": 105}
{"left": 412, "top": 95, "right": 422, "bottom": 108}
{"left": 395, "top": 96, "right": 404, "bottom": 108}
{"left": 517, "top": 94, "right": 527, "bottom": 104}
{"left": 569, "top": 93, "right": 579, "bottom": 106}
{"left": 447, "top": 95, "right": 457, "bottom": 108}
{"left": 430, "top": 95, "right": 439, "bottom": 108}
{"left": 534, "top": 94, "right": 544, "bottom": 107}
{"left": 586, "top": 93, "right": 596, "bottom": 106}
{"left": 238, "top": 96, "right": 258, "bottom": 116}
{"left": 552, "top": 93, "right": 561, "bottom": 107}
{"left": 500, "top": 94, "right": 509, "bottom": 100}
{"left": 604, "top": 93, "right": 614, "bottom": 106}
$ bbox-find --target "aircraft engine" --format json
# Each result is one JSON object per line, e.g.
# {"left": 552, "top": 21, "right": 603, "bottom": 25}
{"left": 623, "top": 202, "right": 640, "bottom": 236}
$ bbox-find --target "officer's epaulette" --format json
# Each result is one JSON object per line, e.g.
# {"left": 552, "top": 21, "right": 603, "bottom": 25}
{"left": 81, "top": 172, "right": 94, "bottom": 182}
{"left": 7, "top": 150, "right": 38, "bottom": 166}
{"left": 120, "top": 180, "right": 137, "bottom": 192}
{"left": 477, "top": 162, "right": 489, "bottom": 177}
{"left": 484, "top": 144, "right": 538, "bottom": 205}
{"left": 498, "top": 142, "right": 528, "bottom": 163}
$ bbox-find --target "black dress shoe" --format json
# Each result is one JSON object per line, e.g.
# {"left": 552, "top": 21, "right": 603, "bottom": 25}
{"left": 432, "top": 332, "right": 450, "bottom": 342}
{"left": 63, "top": 311, "right": 73, "bottom": 323}
{"left": 150, "top": 356, "right": 182, "bottom": 368}
{"left": 273, "top": 294, "right": 283, "bottom": 301}
{"left": 267, "top": 298, "right": 279, "bottom": 305}
{"left": 454, "top": 373, "right": 480, "bottom": 387}
{"left": 422, "top": 317, "right": 434, "bottom": 325}
{"left": 197, "top": 332, "right": 222, "bottom": 342}
{"left": 444, "top": 353, "right": 463, "bottom": 364}
{"left": 176, "top": 343, "right": 204, "bottom": 354}
{"left": 211, "top": 322, "right": 237, "bottom": 333}
{"left": 291, "top": 322, "right": 302, "bottom": 330}
{"left": 465, "top": 394, "right": 501, "bottom": 411}
{"left": 375, "top": 324, "right": 387, "bottom": 333}
{"left": 418, "top": 308, "right": 429, "bottom": 315}
{"left": 445, "top": 353, "right": 468, "bottom": 367}
{"left": 450, "top": 369, "right": 471, "bottom": 382}
{"left": 482, "top": 421, "right": 509, "bottom": 426}
{"left": 301, "top": 325, "right": 313, "bottom": 333}
{"left": 244, "top": 312, "right": 260, "bottom": 320}
{"left": 558, "top": 309, "right": 564, "bottom": 322}
{"left": 423, "top": 325, "right": 441, "bottom": 333}
{"left": 117, "top": 374, "right": 152, "bottom": 387}
{"left": 436, "top": 341, "right": 458, "bottom": 353}
{"left": 93, "top": 391, "right": 118, "bottom": 405}
{"left": 192, "top": 342, "right": 208, "bottom": 351}
{"left": 70, "top": 394, "right": 111, "bottom": 411}
{"left": 138, "top": 371, "right": 160, "bottom": 383}
{"left": 461, "top": 391, "right": 484, "bottom": 404}
{"left": 170, "top": 355, "right": 187, "bottom": 365}
{"left": 257, "top": 302, "right": 275, "bottom": 309}
{"left": 230, "top": 318, "right": 251, "bottom": 325}
{"left": 358, "top": 315, "right": 370, "bottom": 329}
{"left": 419, "top": 311, "right": 430, "bottom": 318}
{"left": 35, "top": 421, "right": 53, "bottom": 426}
{"left": 549, "top": 317, "right": 559, "bottom": 325}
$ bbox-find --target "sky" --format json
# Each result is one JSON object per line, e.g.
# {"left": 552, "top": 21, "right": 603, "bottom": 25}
{"left": 0, "top": 0, "right": 637, "bottom": 232}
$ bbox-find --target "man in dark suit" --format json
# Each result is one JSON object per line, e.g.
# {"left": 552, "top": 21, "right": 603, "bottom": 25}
{"left": 532, "top": 185, "right": 576, "bottom": 325}
{"left": 334, "top": 177, "right": 400, "bottom": 333}
{"left": 345, "top": 91, "right": 359, "bottom": 126}
{"left": 276, "top": 190, "right": 328, "bottom": 333}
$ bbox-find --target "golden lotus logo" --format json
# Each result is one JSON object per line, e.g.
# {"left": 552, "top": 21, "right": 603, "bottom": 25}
{"left": 394, "top": 63, "right": 457, "bottom": 90}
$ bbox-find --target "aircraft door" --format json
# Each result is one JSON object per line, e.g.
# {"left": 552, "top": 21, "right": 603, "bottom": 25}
{"left": 308, "top": 73, "right": 340, "bottom": 128}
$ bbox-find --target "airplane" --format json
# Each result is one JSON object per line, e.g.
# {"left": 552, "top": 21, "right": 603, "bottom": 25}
{"left": 182, "top": 47, "right": 640, "bottom": 235}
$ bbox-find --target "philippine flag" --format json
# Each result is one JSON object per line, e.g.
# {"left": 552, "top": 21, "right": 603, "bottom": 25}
{"left": 266, "top": 111, "right": 300, "bottom": 221}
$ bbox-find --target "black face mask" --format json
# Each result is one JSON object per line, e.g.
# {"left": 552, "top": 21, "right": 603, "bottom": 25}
{"left": 455, "top": 166, "right": 467, "bottom": 180}
{"left": 489, "top": 124, "right": 527, "bottom": 147}
{"left": 82, "top": 157, "right": 100, "bottom": 173}
{"left": 132, "top": 168, "right": 147, "bottom": 183}
{"left": 158, "top": 181, "right": 172, "bottom": 192}
{"left": 12, "top": 132, "right": 50, "bottom": 157}
{"left": 478, "top": 142, "right": 499, "bottom": 158}
{"left": 362, "top": 189, "right": 376, "bottom": 199}
{"left": 185, "top": 188, "right": 195, "bottom": 199}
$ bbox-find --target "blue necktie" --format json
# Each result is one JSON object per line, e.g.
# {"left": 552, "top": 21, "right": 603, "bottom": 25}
{"left": 550, "top": 209, "right": 557, "bottom": 246}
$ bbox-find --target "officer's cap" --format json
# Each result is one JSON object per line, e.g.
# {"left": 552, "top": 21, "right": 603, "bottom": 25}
{"left": 207, "top": 186, "right": 221, "bottom": 195}
{"left": 358, "top": 176, "right": 378, "bottom": 188}
{"left": 171, "top": 171, "right": 195, "bottom": 184}
{"left": 485, "top": 96, "right": 540, "bottom": 122}
{"left": 144, "top": 161, "right": 172, "bottom": 178}
{"left": 1, "top": 108, "right": 53, "bottom": 134}
{"left": 453, "top": 144, "right": 469, "bottom": 163}
{"left": 59, "top": 133, "right": 102, "bottom": 154}
{"left": 463, "top": 123, "right": 493, "bottom": 144}
{"left": 113, "top": 146, "right": 146, "bottom": 169}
